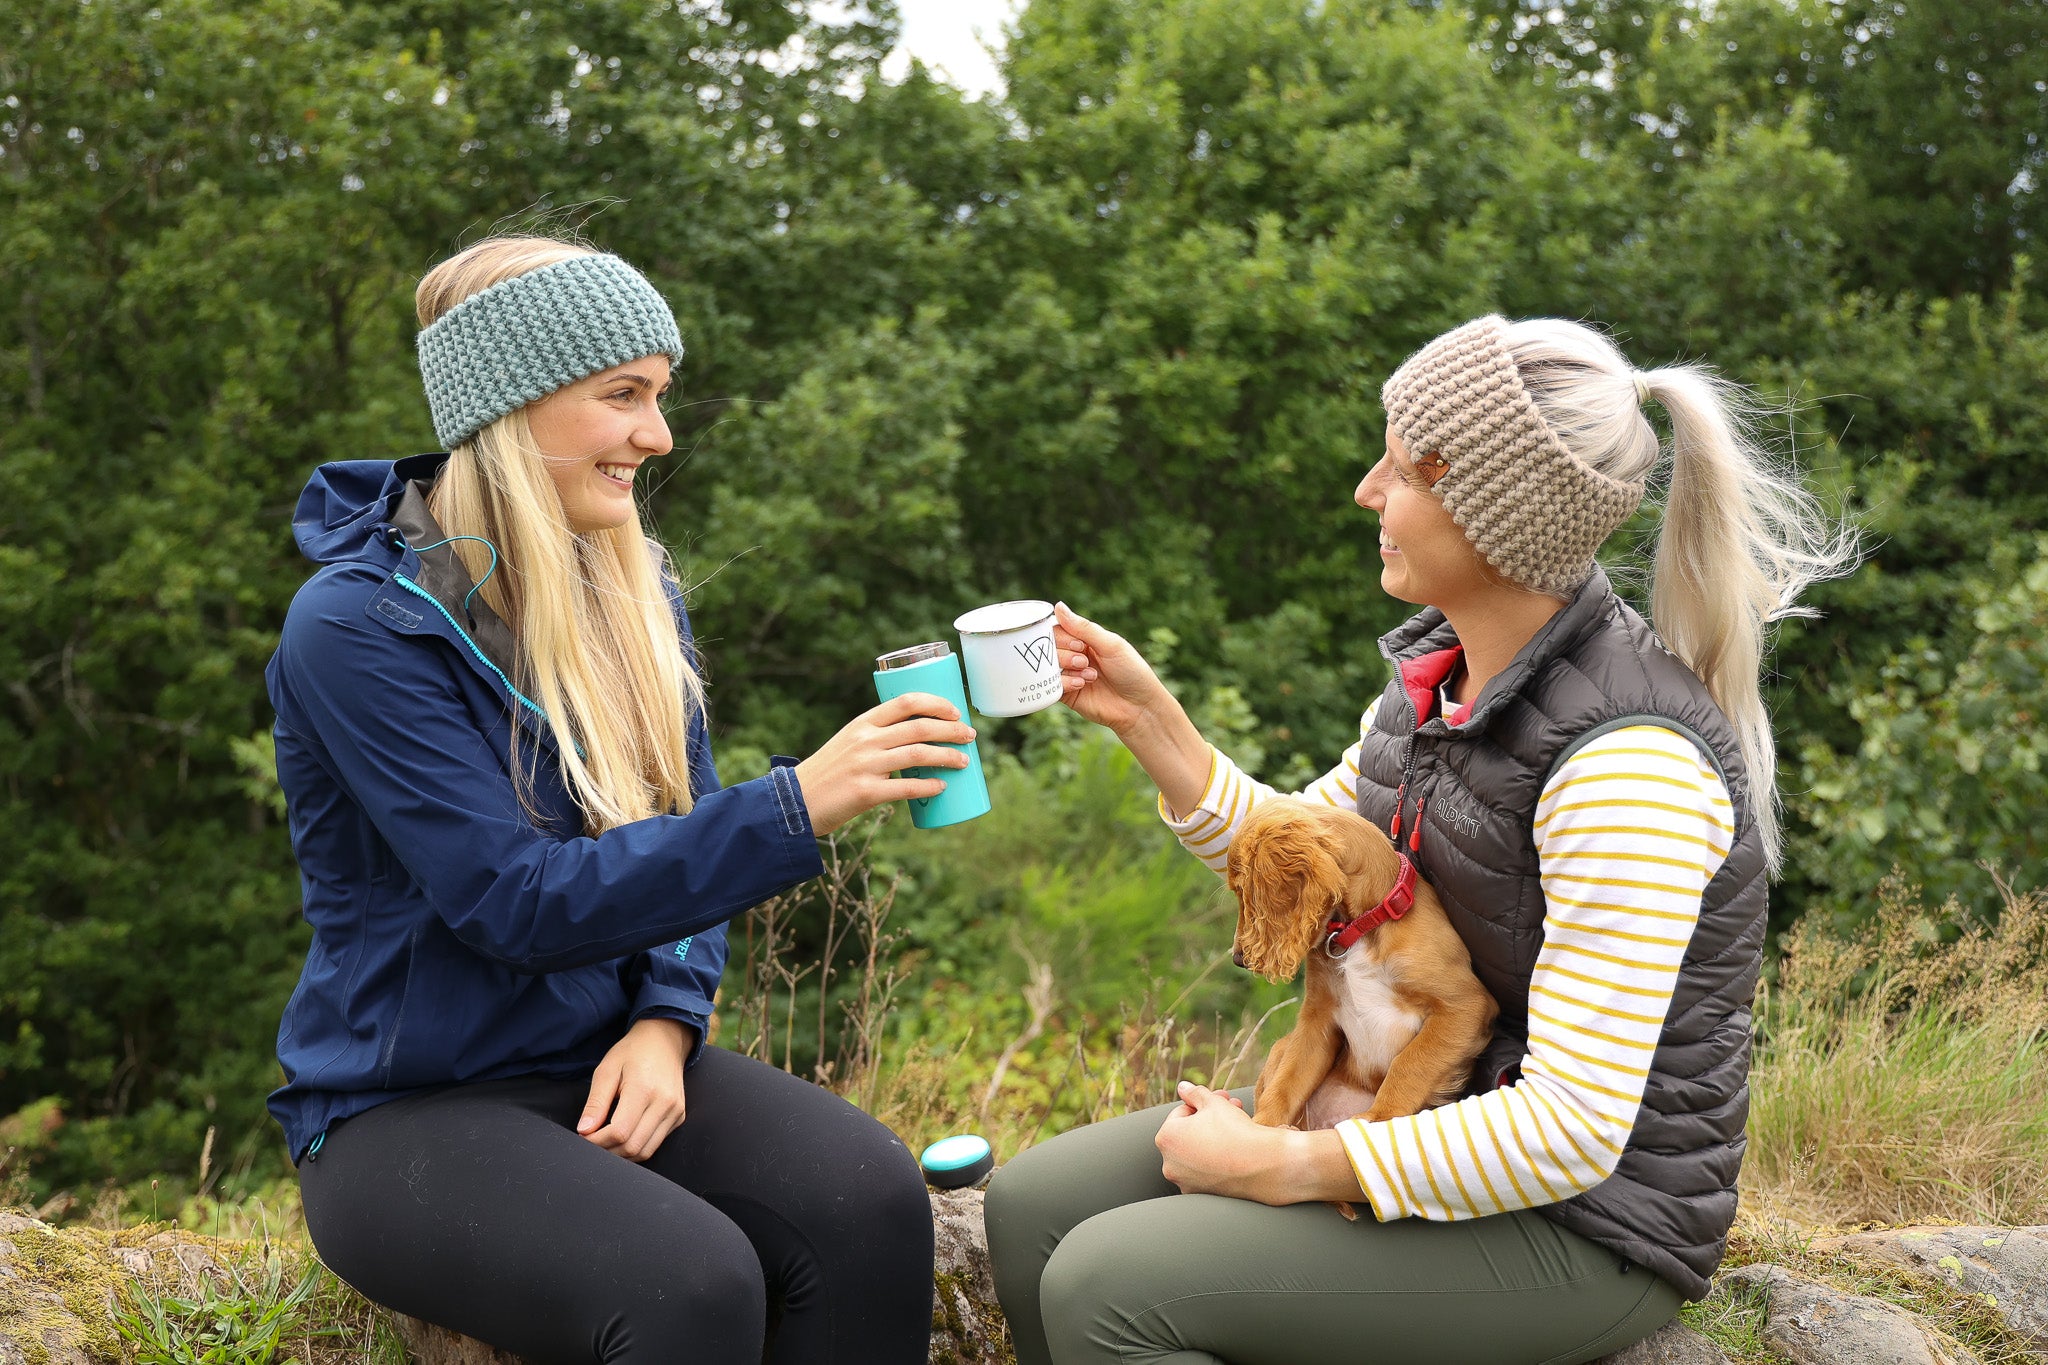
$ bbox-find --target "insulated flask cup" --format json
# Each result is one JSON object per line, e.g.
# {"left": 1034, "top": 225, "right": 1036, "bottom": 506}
{"left": 872, "top": 643, "right": 991, "bottom": 829}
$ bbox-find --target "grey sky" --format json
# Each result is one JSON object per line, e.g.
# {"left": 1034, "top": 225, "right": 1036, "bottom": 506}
{"left": 883, "top": 0, "right": 1024, "bottom": 97}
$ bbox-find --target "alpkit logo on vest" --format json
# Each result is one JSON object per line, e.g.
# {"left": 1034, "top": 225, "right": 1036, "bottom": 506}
{"left": 1433, "top": 796, "right": 1482, "bottom": 839}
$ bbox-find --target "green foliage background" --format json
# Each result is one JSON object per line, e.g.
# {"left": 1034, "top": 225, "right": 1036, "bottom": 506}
{"left": 2, "top": 0, "right": 2043, "bottom": 1196}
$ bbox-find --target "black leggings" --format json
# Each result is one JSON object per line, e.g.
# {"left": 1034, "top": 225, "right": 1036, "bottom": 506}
{"left": 297, "top": 1046, "right": 934, "bottom": 1364}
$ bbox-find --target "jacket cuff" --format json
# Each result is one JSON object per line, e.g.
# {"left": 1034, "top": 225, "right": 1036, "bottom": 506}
{"left": 764, "top": 763, "right": 822, "bottom": 880}
{"left": 630, "top": 984, "right": 716, "bottom": 1071}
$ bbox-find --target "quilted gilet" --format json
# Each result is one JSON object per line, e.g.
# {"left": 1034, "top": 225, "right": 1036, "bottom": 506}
{"left": 1354, "top": 566, "right": 1768, "bottom": 1301}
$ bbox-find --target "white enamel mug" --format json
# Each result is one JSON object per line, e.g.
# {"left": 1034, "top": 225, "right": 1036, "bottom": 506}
{"left": 953, "top": 599, "right": 1062, "bottom": 718}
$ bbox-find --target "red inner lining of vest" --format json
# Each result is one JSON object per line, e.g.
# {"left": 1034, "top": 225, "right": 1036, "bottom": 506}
{"left": 1398, "top": 645, "right": 1472, "bottom": 726}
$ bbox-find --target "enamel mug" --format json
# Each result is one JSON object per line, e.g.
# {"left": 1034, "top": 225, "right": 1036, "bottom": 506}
{"left": 953, "top": 600, "right": 1062, "bottom": 719}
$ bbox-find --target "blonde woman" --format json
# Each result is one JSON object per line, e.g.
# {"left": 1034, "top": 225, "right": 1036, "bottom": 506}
{"left": 265, "top": 236, "right": 960, "bottom": 1362}
{"left": 986, "top": 316, "right": 1855, "bottom": 1364}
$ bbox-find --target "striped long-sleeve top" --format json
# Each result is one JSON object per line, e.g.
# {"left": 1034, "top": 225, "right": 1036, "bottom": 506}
{"left": 1162, "top": 696, "right": 1732, "bottom": 1222}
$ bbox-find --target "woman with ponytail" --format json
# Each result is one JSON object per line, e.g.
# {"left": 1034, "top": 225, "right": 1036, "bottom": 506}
{"left": 986, "top": 316, "right": 1856, "bottom": 1364}
{"left": 265, "top": 236, "right": 953, "bottom": 1362}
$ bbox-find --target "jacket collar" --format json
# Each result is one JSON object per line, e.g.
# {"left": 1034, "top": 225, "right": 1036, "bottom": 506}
{"left": 1376, "top": 566, "right": 1618, "bottom": 736}
{"left": 363, "top": 455, "right": 551, "bottom": 749}
{"left": 384, "top": 464, "right": 520, "bottom": 677}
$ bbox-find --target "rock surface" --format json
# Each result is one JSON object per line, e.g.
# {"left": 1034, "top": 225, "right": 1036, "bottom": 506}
{"left": 1591, "top": 1320, "right": 1732, "bottom": 1364}
{"left": 1819, "top": 1224, "right": 2048, "bottom": 1353}
{"left": 8, "top": 1202, "right": 2047, "bottom": 1365}
{"left": 1718, "top": 1263, "right": 1980, "bottom": 1365}
{"left": 385, "top": 1314, "right": 522, "bottom": 1365}
{"left": 929, "top": 1187, "right": 1009, "bottom": 1364}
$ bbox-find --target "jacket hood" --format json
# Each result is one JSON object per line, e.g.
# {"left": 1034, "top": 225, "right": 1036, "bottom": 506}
{"left": 292, "top": 453, "right": 449, "bottom": 567}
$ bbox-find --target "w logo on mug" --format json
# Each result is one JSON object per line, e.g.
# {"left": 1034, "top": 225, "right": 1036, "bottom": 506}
{"left": 955, "top": 601, "right": 1064, "bottom": 719}
{"left": 1014, "top": 636, "right": 1055, "bottom": 674}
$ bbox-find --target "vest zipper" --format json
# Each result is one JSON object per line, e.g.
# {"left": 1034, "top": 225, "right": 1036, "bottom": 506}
{"left": 1389, "top": 691, "right": 1423, "bottom": 843}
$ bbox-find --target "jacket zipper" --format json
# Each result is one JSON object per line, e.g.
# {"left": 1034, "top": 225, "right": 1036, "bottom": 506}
{"left": 391, "top": 573, "right": 550, "bottom": 725}
{"left": 1389, "top": 676, "right": 1423, "bottom": 845}
{"left": 389, "top": 571, "right": 583, "bottom": 761}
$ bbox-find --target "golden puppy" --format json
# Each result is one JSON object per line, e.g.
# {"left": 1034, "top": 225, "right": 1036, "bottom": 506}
{"left": 1227, "top": 800, "right": 1497, "bottom": 1143}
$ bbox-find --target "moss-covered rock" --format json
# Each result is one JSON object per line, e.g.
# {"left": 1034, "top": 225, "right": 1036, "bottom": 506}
{"left": 0, "top": 1211, "right": 229, "bottom": 1365}
{"left": 929, "top": 1188, "right": 1011, "bottom": 1365}
{"left": 1817, "top": 1226, "right": 2048, "bottom": 1354}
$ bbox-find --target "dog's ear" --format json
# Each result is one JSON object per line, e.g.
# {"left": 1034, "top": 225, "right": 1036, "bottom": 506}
{"left": 1329, "top": 810, "right": 1406, "bottom": 913}
{"left": 1229, "top": 807, "right": 1347, "bottom": 982}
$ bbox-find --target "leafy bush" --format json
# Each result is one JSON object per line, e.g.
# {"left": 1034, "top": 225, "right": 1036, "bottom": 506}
{"left": 1792, "top": 538, "right": 2048, "bottom": 925}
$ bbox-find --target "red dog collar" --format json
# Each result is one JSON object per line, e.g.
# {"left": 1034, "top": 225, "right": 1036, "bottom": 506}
{"left": 1324, "top": 853, "right": 1418, "bottom": 958}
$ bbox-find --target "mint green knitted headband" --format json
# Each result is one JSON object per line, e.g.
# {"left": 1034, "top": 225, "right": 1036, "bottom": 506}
{"left": 416, "top": 253, "right": 686, "bottom": 450}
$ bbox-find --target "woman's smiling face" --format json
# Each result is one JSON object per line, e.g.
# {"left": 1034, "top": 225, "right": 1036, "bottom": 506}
{"left": 1355, "top": 425, "right": 1491, "bottom": 608}
{"left": 525, "top": 355, "right": 674, "bottom": 534}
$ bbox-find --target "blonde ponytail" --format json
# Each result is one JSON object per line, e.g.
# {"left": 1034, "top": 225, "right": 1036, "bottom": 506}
{"left": 1502, "top": 320, "right": 1859, "bottom": 871}
{"left": 416, "top": 236, "right": 705, "bottom": 835}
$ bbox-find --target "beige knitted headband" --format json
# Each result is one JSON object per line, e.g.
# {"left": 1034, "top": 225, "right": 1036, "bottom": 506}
{"left": 1380, "top": 315, "right": 1646, "bottom": 598}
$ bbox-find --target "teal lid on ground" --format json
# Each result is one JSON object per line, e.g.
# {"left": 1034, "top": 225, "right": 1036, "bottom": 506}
{"left": 921, "top": 1134, "right": 991, "bottom": 1171}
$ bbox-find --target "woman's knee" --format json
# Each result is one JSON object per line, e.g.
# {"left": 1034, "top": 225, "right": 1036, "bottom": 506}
{"left": 845, "top": 1120, "right": 934, "bottom": 1260}
{"left": 727, "top": 1097, "right": 930, "bottom": 1288}
{"left": 1035, "top": 1209, "right": 1159, "bottom": 1359}
{"left": 825, "top": 1100, "right": 930, "bottom": 1232}
{"left": 984, "top": 1137, "right": 1061, "bottom": 1240}
{"left": 987, "top": 1107, "right": 1176, "bottom": 1265}
{"left": 604, "top": 1210, "right": 768, "bottom": 1354}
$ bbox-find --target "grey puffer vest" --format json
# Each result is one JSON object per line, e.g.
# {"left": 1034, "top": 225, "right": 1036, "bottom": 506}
{"left": 1355, "top": 566, "right": 1767, "bottom": 1301}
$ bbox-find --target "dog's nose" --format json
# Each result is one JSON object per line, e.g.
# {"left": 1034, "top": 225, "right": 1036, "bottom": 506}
{"left": 1232, "top": 947, "right": 1247, "bottom": 970}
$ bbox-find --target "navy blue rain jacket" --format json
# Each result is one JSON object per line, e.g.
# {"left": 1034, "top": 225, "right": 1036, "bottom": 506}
{"left": 265, "top": 453, "right": 824, "bottom": 1161}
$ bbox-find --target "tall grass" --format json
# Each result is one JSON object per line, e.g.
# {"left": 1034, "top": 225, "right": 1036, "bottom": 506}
{"left": 1744, "top": 874, "right": 2048, "bottom": 1229}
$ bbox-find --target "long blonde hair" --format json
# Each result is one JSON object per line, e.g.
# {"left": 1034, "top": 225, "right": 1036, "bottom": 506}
{"left": 416, "top": 235, "right": 703, "bottom": 834}
{"left": 1500, "top": 319, "right": 1859, "bottom": 872}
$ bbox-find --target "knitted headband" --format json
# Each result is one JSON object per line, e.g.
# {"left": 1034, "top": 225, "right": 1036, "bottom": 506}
{"left": 1380, "top": 315, "right": 1646, "bottom": 598}
{"left": 416, "top": 253, "right": 686, "bottom": 450}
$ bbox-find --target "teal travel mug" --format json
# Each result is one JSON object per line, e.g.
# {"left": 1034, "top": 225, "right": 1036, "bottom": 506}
{"left": 873, "top": 643, "right": 991, "bottom": 829}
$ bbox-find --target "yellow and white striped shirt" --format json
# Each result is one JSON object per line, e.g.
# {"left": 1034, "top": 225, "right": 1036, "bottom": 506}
{"left": 1160, "top": 699, "right": 1733, "bottom": 1221}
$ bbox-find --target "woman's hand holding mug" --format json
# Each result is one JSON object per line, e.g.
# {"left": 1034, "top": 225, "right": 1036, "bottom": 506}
{"left": 794, "top": 694, "right": 976, "bottom": 836}
{"left": 1053, "top": 602, "right": 1175, "bottom": 736}
{"left": 1054, "top": 602, "right": 1212, "bottom": 818}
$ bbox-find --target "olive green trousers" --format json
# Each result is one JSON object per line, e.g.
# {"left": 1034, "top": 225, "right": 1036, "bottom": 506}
{"left": 984, "top": 1091, "right": 1683, "bottom": 1365}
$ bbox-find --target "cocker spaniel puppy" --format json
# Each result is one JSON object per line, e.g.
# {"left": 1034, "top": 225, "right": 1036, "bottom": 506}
{"left": 1228, "top": 800, "right": 1497, "bottom": 1136}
